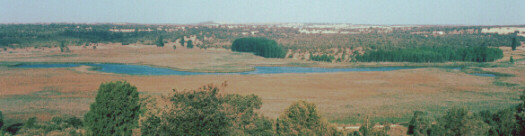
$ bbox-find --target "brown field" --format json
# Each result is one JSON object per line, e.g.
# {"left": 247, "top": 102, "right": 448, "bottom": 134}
{"left": 1, "top": 42, "right": 524, "bottom": 127}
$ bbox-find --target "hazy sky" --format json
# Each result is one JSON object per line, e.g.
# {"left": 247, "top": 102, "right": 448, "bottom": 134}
{"left": 1, "top": 0, "right": 524, "bottom": 25}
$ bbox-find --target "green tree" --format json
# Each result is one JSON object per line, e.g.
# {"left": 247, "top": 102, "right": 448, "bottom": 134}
{"left": 187, "top": 40, "right": 194, "bottom": 48}
{"left": 59, "top": 41, "right": 69, "bottom": 52}
{"left": 0, "top": 110, "right": 3, "bottom": 128}
{"left": 231, "top": 37, "right": 286, "bottom": 58}
{"left": 155, "top": 36, "right": 164, "bottom": 47}
{"left": 141, "top": 84, "right": 232, "bottom": 136}
{"left": 479, "top": 109, "right": 518, "bottom": 136}
{"left": 432, "top": 107, "right": 489, "bottom": 136}
{"left": 510, "top": 56, "right": 514, "bottom": 64}
{"left": 179, "top": 36, "right": 185, "bottom": 47}
{"left": 407, "top": 111, "right": 432, "bottom": 136}
{"left": 275, "top": 100, "right": 340, "bottom": 136}
{"left": 84, "top": 81, "right": 140, "bottom": 136}
{"left": 512, "top": 37, "right": 518, "bottom": 51}
{"left": 516, "top": 89, "right": 525, "bottom": 135}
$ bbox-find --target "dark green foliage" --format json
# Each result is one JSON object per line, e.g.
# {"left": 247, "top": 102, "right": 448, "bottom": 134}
{"left": 275, "top": 100, "right": 340, "bottom": 136}
{"left": 187, "top": 40, "right": 194, "bottom": 48}
{"left": 510, "top": 56, "right": 514, "bottom": 64}
{"left": 0, "top": 111, "right": 3, "bottom": 128}
{"left": 84, "top": 81, "right": 140, "bottom": 136}
{"left": 431, "top": 107, "right": 489, "bottom": 136}
{"left": 141, "top": 85, "right": 231, "bottom": 136}
{"left": 5, "top": 123, "right": 23, "bottom": 135}
{"left": 357, "top": 46, "right": 503, "bottom": 62}
{"left": 479, "top": 109, "right": 518, "bottom": 136}
{"left": 179, "top": 36, "right": 185, "bottom": 46}
{"left": 155, "top": 36, "right": 164, "bottom": 47}
{"left": 231, "top": 37, "right": 286, "bottom": 58}
{"left": 407, "top": 111, "right": 432, "bottom": 136}
{"left": 24, "top": 117, "right": 37, "bottom": 129}
{"left": 59, "top": 41, "right": 69, "bottom": 53}
{"left": 512, "top": 37, "right": 518, "bottom": 51}
{"left": 141, "top": 84, "right": 275, "bottom": 136}
{"left": 516, "top": 90, "right": 525, "bottom": 135}
{"left": 311, "top": 54, "right": 335, "bottom": 62}
{"left": 172, "top": 45, "right": 176, "bottom": 50}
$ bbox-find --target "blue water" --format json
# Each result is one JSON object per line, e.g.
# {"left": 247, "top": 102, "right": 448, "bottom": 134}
{"left": 14, "top": 63, "right": 419, "bottom": 75}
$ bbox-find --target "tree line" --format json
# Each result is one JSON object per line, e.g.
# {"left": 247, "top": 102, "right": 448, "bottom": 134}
{"left": 356, "top": 46, "right": 504, "bottom": 62}
{"left": 231, "top": 37, "right": 286, "bottom": 58}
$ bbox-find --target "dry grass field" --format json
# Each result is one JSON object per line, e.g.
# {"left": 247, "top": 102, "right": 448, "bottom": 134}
{"left": 1, "top": 42, "right": 524, "bottom": 127}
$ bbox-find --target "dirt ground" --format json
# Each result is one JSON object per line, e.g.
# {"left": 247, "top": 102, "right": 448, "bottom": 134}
{"left": 1, "top": 43, "right": 524, "bottom": 129}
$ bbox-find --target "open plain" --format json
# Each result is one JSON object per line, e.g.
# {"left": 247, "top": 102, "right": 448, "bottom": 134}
{"left": 1, "top": 43, "right": 524, "bottom": 126}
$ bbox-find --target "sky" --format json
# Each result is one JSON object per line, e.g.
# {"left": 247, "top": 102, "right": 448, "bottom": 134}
{"left": 1, "top": 0, "right": 524, "bottom": 25}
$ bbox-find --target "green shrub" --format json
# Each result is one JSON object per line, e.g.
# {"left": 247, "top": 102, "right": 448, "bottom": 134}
{"left": 141, "top": 84, "right": 274, "bottom": 136}
{"left": 407, "top": 111, "right": 432, "bottom": 136}
{"left": 84, "top": 81, "right": 140, "bottom": 136}
{"left": 275, "top": 100, "right": 340, "bottom": 136}
{"left": 431, "top": 107, "right": 490, "bottom": 136}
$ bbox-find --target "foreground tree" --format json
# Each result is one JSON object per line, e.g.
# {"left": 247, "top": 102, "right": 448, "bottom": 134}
{"left": 407, "top": 111, "right": 432, "bottom": 136}
{"left": 431, "top": 107, "right": 489, "bottom": 136}
{"left": 516, "top": 90, "right": 525, "bottom": 135}
{"left": 275, "top": 100, "right": 340, "bottom": 136}
{"left": 0, "top": 110, "right": 3, "bottom": 128}
{"left": 141, "top": 84, "right": 273, "bottom": 136}
{"left": 84, "top": 81, "right": 140, "bottom": 136}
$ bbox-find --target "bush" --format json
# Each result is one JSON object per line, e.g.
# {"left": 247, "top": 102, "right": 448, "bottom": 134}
{"left": 141, "top": 84, "right": 274, "bottom": 136}
{"left": 431, "top": 107, "right": 490, "bottom": 136}
{"left": 0, "top": 111, "right": 3, "bottom": 129}
{"left": 231, "top": 37, "right": 286, "bottom": 58}
{"left": 275, "top": 100, "right": 340, "bottom": 136}
{"left": 84, "top": 81, "right": 140, "bottom": 136}
{"left": 407, "top": 111, "right": 432, "bottom": 136}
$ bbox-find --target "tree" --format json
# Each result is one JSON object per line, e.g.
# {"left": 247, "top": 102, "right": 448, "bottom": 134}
{"left": 179, "top": 36, "right": 185, "bottom": 47}
{"left": 0, "top": 110, "right": 3, "bottom": 128}
{"left": 512, "top": 37, "right": 518, "bottom": 51}
{"left": 187, "top": 40, "right": 194, "bottom": 48}
{"left": 84, "top": 81, "right": 140, "bottom": 136}
{"left": 431, "top": 107, "right": 489, "bottom": 136}
{"left": 275, "top": 100, "right": 340, "bottom": 136}
{"left": 155, "top": 36, "right": 164, "bottom": 47}
{"left": 141, "top": 84, "right": 232, "bottom": 135}
{"left": 231, "top": 37, "right": 286, "bottom": 58}
{"left": 407, "top": 111, "right": 432, "bottom": 136}
{"left": 479, "top": 109, "right": 518, "bottom": 136}
{"left": 510, "top": 56, "right": 514, "bottom": 64}
{"left": 59, "top": 41, "right": 69, "bottom": 53}
{"left": 172, "top": 45, "right": 176, "bottom": 50}
{"left": 516, "top": 89, "right": 525, "bottom": 135}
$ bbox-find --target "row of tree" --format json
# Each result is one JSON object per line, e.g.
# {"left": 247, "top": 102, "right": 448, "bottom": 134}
{"left": 356, "top": 46, "right": 504, "bottom": 62}
{"left": 231, "top": 37, "right": 286, "bottom": 58}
